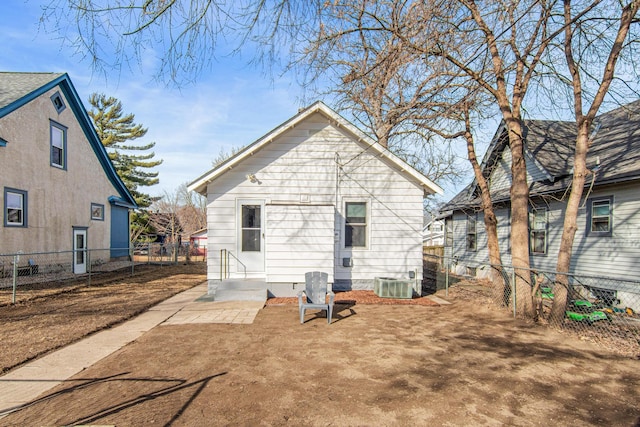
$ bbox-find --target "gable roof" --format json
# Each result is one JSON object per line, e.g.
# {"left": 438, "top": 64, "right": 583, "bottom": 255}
{"left": 0, "top": 72, "right": 137, "bottom": 208}
{"left": 442, "top": 100, "right": 640, "bottom": 211}
{"left": 188, "top": 101, "right": 443, "bottom": 196}
{"left": 442, "top": 99, "right": 640, "bottom": 211}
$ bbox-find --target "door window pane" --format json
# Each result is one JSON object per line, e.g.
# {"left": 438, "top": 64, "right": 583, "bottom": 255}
{"left": 241, "top": 205, "right": 261, "bottom": 252}
{"left": 76, "top": 234, "right": 85, "bottom": 264}
{"left": 242, "top": 205, "right": 261, "bottom": 228}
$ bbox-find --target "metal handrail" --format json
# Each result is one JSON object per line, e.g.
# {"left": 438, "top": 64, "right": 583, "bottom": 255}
{"left": 220, "top": 249, "right": 247, "bottom": 280}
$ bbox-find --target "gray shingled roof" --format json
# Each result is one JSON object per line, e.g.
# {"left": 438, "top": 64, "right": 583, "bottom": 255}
{"left": 442, "top": 99, "right": 640, "bottom": 211}
{"left": 0, "top": 72, "right": 65, "bottom": 110}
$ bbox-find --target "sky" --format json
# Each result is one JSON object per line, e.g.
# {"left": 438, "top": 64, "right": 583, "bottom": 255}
{"left": 0, "top": 0, "right": 307, "bottom": 199}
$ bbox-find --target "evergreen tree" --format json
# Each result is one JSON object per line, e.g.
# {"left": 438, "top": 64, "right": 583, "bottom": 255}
{"left": 88, "top": 93, "right": 163, "bottom": 208}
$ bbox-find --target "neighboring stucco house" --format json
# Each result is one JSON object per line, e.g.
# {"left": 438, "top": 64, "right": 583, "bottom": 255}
{"left": 188, "top": 101, "right": 442, "bottom": 297}
{"left": 440, "top": 100, "right": 640, "bottom": 287}
{"left": 0, "top": 72, "right": 137, "bottom": 269}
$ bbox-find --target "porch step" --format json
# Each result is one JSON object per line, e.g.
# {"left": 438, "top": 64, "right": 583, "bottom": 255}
{"left": 212, "top": 279, "right": 268, "bottom": 302}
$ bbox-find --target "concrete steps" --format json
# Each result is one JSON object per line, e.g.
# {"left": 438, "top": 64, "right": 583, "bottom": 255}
{"left": 210, "top": 279, "right": 268, "bottom": 302}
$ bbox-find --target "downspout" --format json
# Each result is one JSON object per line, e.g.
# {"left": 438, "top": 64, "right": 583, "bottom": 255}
{"left": 334, "top": 153, "right": 341, "bottom": 284}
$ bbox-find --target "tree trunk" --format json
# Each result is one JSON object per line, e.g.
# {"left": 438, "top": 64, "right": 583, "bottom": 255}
{"left": 506, "top": 118, "right": 534, "bottom": 318}
{"left": 549, "top": 124, "right": 590, "bottom": 324}
{"left": 464, "top": 123, "right": 503, "bottom": 298}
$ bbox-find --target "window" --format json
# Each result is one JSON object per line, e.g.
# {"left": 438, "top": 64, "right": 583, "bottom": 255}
{"left": 466, "top": 214, "right": 477, "bottom": 251}
{"left": 586, "top": 196, "right": 613, "bottom": 237}
{"left": 50, "top": 121, "right": 67, "bottom": 169}
{"left": 4, "top": 188, "right": 27, "bottom": 227}
{"left": 91, "top": 203, "right": 104, "bottom": 221}
{"left": 529, "top": 207, "right": 547, "bottom": 254}
{"left": 50, "top": 91, "right": 66, "bottom": 113}
{"left": 445, "top": 217, "right": 453, "bottom": 247}
{"left": 241, "top": 205, "right": 261, "bottom": 251}
{"left": 345, "top": 202, "right": 367, "bottom": 247}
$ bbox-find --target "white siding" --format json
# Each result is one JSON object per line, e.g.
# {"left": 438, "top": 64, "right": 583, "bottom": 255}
{"left": 204, "top": 112, "right": 425, "bottom": 292}
{"left": 265, "top": 204, "right": 334, "bottom": 284}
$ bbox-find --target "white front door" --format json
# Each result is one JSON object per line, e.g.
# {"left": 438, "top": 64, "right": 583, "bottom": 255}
{"left": 73, "top": 228, "right": 87, "bottom": 274}
{"left": 237, "top": 199, "right": 265, "bottom": 273}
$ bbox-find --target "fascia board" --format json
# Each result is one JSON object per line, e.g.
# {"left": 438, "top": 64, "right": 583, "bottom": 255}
{"left": 0, "top": 73, "right": 138, "bottom": 209}
{"left": 57, "top": 76, "right": 138, "bottom": 208}
{"left": 188, "top": 101, "right": 443, "bottom": 196}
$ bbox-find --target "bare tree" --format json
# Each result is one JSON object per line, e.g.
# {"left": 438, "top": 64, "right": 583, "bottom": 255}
{"left": 293, "top": 1, "right": 507, "bottom": 285}
{"left": 296, "top": 0, "right": 556, "bottom": 318}
{"left": 547, "top": 0, "right": 640, "bottom": 323}
{"left": 41, "top": 0, "right": 322, "bottom": 85}
{"left": 42, "top": 0, "right": 640, "bottom": 320}
{"left": 175, "top": 182, "right": 207, "bottom": 233}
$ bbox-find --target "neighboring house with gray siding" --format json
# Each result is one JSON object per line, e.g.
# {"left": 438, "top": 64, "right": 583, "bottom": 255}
{"left": 441, "top": 100, "right": 640, "bottom": 287}
{"left": 188, "top": 101, "right": 443, "bottom": 297}
{"left": 0, "top": 72, "right": 137, "bottom": 269}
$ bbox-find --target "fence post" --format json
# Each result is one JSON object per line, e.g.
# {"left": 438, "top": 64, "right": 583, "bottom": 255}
{"left": 12, "top": 254, "right": 18, "bottom": 304}
{"left": 445, "top": 257, "right": 449, "bottom": 298}
{"left": 88, "top": 250, "right": 92, "bottom": 287}
{"left": 131, "top": 246, "right": 135, "bottom": 276}
{"left": 512, "top": 268, "right": 517, "bottom": 318}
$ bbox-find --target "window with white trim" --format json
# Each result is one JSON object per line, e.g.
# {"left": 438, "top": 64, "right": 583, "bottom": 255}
{"left": 445, "top": 217, "right": 453, "bottom": 247}
{"left": 91, "top": 203, "right": 105, "bottom": 221}
{"left": 4, "top": 188, "right": 27, "bottom": 227}
{"left": 345, "top": 202, "right": 367, "bottom": 247}
{"left": 586, "top": 196, "right": 613, "bottom": 237}
{"left": 529, "top": 207, "right": 547, "bottom": 254}
{"left": 466, "top": 214, "right": 477, "bottom": 251}
{"left": 50, "top": 121, "right": 67, "bottom": 169}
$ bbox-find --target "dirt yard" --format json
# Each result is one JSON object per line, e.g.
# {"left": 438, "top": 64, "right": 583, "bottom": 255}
{"left": 1, "top": 265, "right": 639, "bottom": 426}
{"left": 0, "top": 263, "right": 207, "bottom": 374}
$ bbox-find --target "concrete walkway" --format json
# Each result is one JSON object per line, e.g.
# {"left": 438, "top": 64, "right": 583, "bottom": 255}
{"left": 0, "top": 283, "right": 265, "bottom": 418}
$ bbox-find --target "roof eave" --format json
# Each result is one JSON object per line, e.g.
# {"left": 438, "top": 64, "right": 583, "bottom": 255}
{"left": 188, "top": 101, "right": 444, "bottom": 196}
{"left": 0, "top": 73, "right": 138, "bottom": 209}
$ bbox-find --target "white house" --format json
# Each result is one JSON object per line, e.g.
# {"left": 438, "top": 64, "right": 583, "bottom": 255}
{"left": 0, "top": 72, "right": 136, "bottom": 271}
{"left": 188, "top": 101, "right": 443, "bottom": 298}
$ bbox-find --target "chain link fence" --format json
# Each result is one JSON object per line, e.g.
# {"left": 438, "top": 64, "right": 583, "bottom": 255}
{"left": 423, "top": 253, "right": 640, "bottom": 356}
{"left": 0, "top": 243, "right": 204, "bottom": 304}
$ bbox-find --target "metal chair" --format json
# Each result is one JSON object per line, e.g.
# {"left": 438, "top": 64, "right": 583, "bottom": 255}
{"left": 298, "top": 271, "right": 334, "bottom": 324}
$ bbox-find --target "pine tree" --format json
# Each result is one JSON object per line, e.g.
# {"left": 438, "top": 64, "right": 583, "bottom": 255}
{"left": 88, "top": 93, "right": 163, "bottom": 208}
